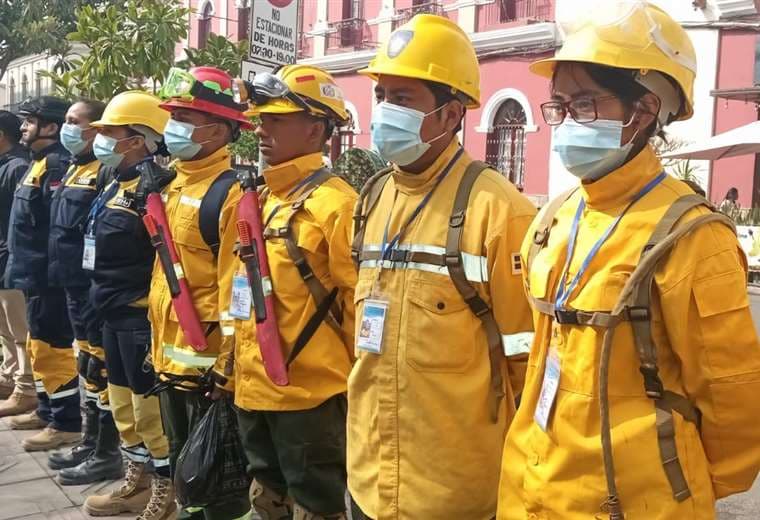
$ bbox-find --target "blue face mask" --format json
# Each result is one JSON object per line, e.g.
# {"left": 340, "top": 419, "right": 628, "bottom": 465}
{"left": 164, "top": 119, "right": 215, "bottom": 161}
{"left": 370, "top": 102, "right": 446, "bottom": 166}
{"left": 93, "top": 133, "right": 129, "bottom": 169}
{"left": 61, "top": 123, "right": 92, "bottom": 156}
{"left": 552, "top": 118, "right": 636, "bottom": 181}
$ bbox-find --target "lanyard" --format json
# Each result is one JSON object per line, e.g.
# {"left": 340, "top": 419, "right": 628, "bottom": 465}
{"left": 554, "top": 171, "right": 666, "bottom": 311}
{"left": 381, "top": 147, "right": 464, "bottom": 261}
{"left": 86, "top": 180, "right": 119, "bottom": 236}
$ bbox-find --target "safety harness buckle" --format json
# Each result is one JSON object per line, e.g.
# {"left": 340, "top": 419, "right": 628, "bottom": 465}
{"left": 294, "top": 258, "right": 314, "bottom": 281}
{"left": 533, "top": 227, "right": 550, "bottom": 247}
{"left": 554, "top": 308, "right": 579, "bottom": 325}
{"left": 449, "top": 210, "right": 465, "bottom": 228}
{"left": 626, "top": 306, "right": 651, "bottom": 322}
{"left": 444, "top": 252, "right": 461, "bottom": 268}
{"left": 639, "top": 364, "right": 664, "bottom": 399}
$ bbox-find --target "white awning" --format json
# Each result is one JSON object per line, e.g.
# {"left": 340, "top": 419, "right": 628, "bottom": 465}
{"left": 663, "top": 121, "right": 760, "bottom": 160}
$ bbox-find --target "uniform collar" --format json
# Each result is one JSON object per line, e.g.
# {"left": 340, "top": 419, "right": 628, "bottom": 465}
{"left": 32, "top": 141, "right": 67, "bottom": 162}
{"left": 392, "top": 138, "right": 462, "bottom": 195}
{"left": 73, "top": 151, "right": 97, "bottom": 165}
{"left": 0, "top": 144, "right": 28, "bottom": 165}
{"left": 580, "top": 145, "right": 664, "bottom": 210}
{"left": 174, "top": 146, "right": 231, "bottom": 186}
{"left": 263, "top": 152, "right": 324, "bottom": 199}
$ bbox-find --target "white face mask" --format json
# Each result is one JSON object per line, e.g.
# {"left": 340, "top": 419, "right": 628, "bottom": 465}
{"left": 551, "top": 115, "right": 639, "bottom": 181}
{"left": 370, "top": 102, "right": 447, "bottom": 166}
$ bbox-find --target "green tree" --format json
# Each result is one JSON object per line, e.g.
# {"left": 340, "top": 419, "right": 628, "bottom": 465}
{"left": 0, "top": 0, "right": 115, "bottom": 81}
{"left": 178, "top": 34, "right": 249, "bottom": 77}
{"left": 229, "top": 123, "right": 260, "bottom": 165}
{"left": 40, "top": 0, "right": 189, "bottom": 100}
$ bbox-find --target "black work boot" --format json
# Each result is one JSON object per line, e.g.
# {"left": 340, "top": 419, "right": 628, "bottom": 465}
{"left": 48, "top": 398, "right": 99, "bottom": 470}
{"left": 57, "top": 410, "right": 124, "bottom": 486}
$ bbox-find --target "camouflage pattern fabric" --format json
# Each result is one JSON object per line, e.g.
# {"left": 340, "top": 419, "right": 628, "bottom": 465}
{"left": 334, "top": 148, "right": 388, "bottom": 192}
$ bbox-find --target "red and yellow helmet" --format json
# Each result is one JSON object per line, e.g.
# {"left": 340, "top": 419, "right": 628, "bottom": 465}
{"left": 159, "top": 67, "right": 253, "bottom": 129}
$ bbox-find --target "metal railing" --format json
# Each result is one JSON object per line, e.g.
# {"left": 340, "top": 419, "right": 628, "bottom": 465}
{"left": 477, "top": 0, "right": 552, "bottom": 29}
{"left": 325, "top": 17, "right": 373, "bottom": 53}
{"left": 392, "top": 2, "right": 447, "bottom": 30}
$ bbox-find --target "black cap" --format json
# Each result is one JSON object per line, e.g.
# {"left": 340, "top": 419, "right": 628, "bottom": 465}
{"left": 17, "top": 96, "right": 70, "bottom": 124}
{"left": 0, "top": 111, "right": 22, "bottom": 143}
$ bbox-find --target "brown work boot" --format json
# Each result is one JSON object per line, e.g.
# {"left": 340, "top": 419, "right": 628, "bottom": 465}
{"left": 83, "top": 460, "right": 152, "bottom": 516}
{"left": 8, "top": 409, "right": 47, "bottom": 430}
{"left": 0, "top": 392, "right": 37, "bottom": 418}
{"left": 0, "top": 382, "right": 14, "bottom": 400}
{"left": 136, "top": 475, "right": 176, "bottom": 520}
{"left": 22, "top": 426, "right": 80, "bottom": 451}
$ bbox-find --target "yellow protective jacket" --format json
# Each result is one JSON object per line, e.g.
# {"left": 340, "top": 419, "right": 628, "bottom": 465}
{"left": 148, "top": 147, "right": 241, "bottom": 386}
{"left": 349, "top": 139, "right": 536, "bottom": 520}
{"left": 498, "top": 146, "right": 760, "bottom": 520}
{"left": 224, "top": 152, "right": 357, "bottom": 411}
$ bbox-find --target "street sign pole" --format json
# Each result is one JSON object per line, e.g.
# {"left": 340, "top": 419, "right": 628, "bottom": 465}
{"left": 240, "top": 0, "right": 300, "bottom": 177}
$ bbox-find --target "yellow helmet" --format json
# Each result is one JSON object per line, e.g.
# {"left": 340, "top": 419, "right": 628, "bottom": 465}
{"left": 246, "top": 65, "right": 350, "bottom": 125}
{"left": 91, "top": 90, "right": 170, "bottom": 134}
{"left": 531, "top": 1, "right": 696, "bottom": 123}
{"left": 360, "top": 14, "right": 480, "bottom": 109}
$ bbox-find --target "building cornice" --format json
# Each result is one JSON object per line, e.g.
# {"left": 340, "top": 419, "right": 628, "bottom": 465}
{"left": 714, "top": 0, "right": 758, "bottom": 19}
{"left": 302, "top": 22, "right": 558, "bottom": 73}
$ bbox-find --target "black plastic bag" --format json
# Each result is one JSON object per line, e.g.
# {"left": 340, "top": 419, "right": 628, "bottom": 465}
{"left": 174, "top": 397, "right": 250, "bottom": 507}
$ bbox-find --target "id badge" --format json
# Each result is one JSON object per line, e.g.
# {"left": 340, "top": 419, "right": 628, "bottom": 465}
{"left": 356, "top": 299, "right": 388, "bottom": 354}
{"left": 229, "top": 272, "right": 252, "bottom": 320}
{"left": 534, "top": 347, "right": 561, "bottom": 432}
{"left": 82, "top": 235, "right": 96, "bottom": 271}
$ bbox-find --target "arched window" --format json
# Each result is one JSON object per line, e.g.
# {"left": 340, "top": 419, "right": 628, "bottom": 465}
{"left": 198, "top": 1, "right": 213, "bottom": 49}
{"left": 485, "top": 98, "right": 527, "bottom": 188}
{"left": 9, "top": 77, "right": 15, "bottom": 106}
{"left": 21, "top": 74, "right": 28, "bottom": 100}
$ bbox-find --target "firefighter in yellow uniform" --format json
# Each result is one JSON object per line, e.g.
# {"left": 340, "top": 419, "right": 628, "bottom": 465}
{"left": 221, "top": 65, "right": 357, "bottom": 519}
{"left": 497, "top": 3, "right": 760, "bottom": 520}
{"left": 349, "top": 15, "right": 536, "bottom": 520}
{"left": 149, "top": 66, "right": 252, "bottom": 520}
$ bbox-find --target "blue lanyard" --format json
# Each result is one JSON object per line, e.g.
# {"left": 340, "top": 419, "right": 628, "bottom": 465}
{"left": 554, "top": 172, "right": 667, "bottom": 311}
{"left": 381, "top": 148, "right": 465, "bottom": 261}
{"left": 86, "top": 181, "right": 119, "bottom": 236}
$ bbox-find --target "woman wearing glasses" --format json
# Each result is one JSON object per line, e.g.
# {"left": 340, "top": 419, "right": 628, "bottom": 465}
{"left": 497, "top": 2, "right": 760, "bottom": 520}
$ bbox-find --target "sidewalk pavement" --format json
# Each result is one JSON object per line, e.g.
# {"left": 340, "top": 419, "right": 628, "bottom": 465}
{"left": 0, "top": 415, "right": 124, "bottom": 520}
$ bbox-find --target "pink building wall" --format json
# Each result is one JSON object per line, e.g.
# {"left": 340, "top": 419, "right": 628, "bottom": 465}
{"left": 465, "top": 56, "right": 553, "bottom": 196}
{"left": 711, "top": 31, "right": 758, "bottom": 207}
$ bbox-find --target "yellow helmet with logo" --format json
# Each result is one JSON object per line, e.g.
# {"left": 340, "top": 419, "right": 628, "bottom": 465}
{"left": 531, "top": 1, "right": 696, "bottom": 123}
{"left": 91, "top": 90, "right": 169, "bottom": 134}
{"left": 246, "top": 65, "right": 350, "bottom": 125}
{"left": 360, "top": 14, "right": 480, "bottom": 109}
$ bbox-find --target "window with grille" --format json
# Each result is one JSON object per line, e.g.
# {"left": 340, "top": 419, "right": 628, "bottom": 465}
{"left": 198, "top": 2, "right": 213, "bottom": 49}
{"left": 485, "top": 98, "right": 528, "bottom": 189}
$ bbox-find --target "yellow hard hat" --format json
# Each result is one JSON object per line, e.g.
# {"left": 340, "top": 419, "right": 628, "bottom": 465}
{"left": 531, "top": 1, "right": 696, "bottom": 122}
{"left": 246, "top": 65, "right": 350, "bottom": 125}
{"left": 360, "top": 14, "right": 480, "bottom": 109}
{"left": 91, "top": 90, "right": 170, "bottom": 134}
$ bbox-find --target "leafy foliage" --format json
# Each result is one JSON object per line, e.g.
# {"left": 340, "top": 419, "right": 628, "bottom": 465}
{"left": 178, "top": 34, "right": 248, "bottom": 77}
{"left": 229, "top": 126, "right": 260, "bottom": 165}
{"left": 651, "top": 133, "right": 704, "bottom": 186}
{"left": 40, "top": 0, "right": 189, "bottom": 100}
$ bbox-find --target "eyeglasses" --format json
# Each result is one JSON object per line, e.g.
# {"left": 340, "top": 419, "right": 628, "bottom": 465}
{"left": 540, "top": 95, "right": 619, "bottom": 125}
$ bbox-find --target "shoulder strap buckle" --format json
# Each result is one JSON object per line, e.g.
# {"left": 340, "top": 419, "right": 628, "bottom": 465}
{"left": 626, "top": 306, "right": 651, "bottom": 322}
{"left": 444, "top": 252, "right": 461, "bottom": 269}
{"left": 639, "top": 364, "right": 664, "bottom": 399}
{"left": 293, "top": 257, "right": 315, "bottom": 281}
{"left": 449, "top": 210, "right": 465, "bottom": 228}
{"left": 554, "top": 308, "right": 580, "bottom": 325}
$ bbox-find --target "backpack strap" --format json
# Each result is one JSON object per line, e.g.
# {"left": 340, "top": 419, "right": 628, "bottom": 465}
{"left": 443, "top": 160, "right": 509, "bottom": 423}
{"left": 263, "top": 168, "right": 344, "bottom": 356}
{"left": 525, "top": 188, "right": 577, "bottom": 277}
{"left": 199, "top": 169, "right": 238, "bottom": 258}
{"left": 612, "top": 194, "right": 734, "bottom": 503}
{"left": 95, "top": 164, "right": 114, "bottom": 194}
{"left": 351, "top": 167, "right": 394, "bottom": 267}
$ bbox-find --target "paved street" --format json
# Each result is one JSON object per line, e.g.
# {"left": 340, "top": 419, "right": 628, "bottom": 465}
{"left": 0, "top": 297, "right": 760, "bottom": 519}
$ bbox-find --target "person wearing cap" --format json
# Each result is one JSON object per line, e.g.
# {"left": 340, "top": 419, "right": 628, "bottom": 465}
{"left": 81, "top": 91, "right": 173, "bottom": 520}
{"left": 148, "top": 65, "right": 253, "bottom": 520}
{"left": 5, "top": 96, "right": 83, "bottom": 451}
{"left": 0, "top": 110, "right": 33, "bottom": 416}
{"left": 47, "top": 98, "right": 124, "bottom": 486}
{"left": 348, "top": 14, "right": 535, "bottom": 519}
{"left": 220, "top": 64, "right": 357, "bottom": 520}
{"left": 497, "top": 3, "right": 760, "bottom": 519}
